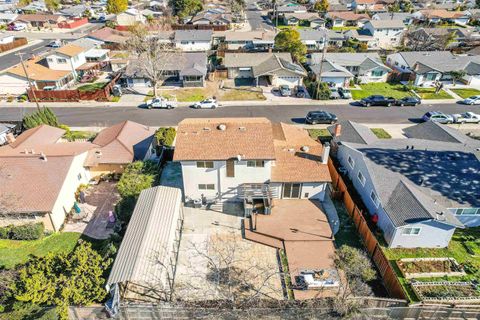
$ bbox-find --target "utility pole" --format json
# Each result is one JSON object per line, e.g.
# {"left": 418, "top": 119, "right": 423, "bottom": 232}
{"left": 16, "top": 52, "right": 41, "bottom": 110}
{"left": 316, "top": 34, "right": 328, "bottom": 99}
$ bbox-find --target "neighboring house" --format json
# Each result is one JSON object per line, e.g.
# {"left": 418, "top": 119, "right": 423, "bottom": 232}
{"left": 222, "top": 31, "right": 275, "bottom": 50}
{"left": 59, "top": 4, "right": 89, "bottom": 18}
{"left": 15, "top": 14, "right": 66, "bottom": 29}
{"left": 0, "top": 125, "right": 92, "bottom": 231}
{"left": 0, "top": 34, "right": 14, "bottom": 44}
{"left": 87, "top": 27, "right": 130, "bottom": 47}
{"left": 326, "top": 11, "right": 370, "bottom": 27}
{"left": 116, "top": 8, "right": 146, "bottom": 26}
{"left": 174, "top": 30, "right": 213, "bottom": 51}
{"left": 325, "top": 29, "right": 347, "bottom": 47}
{"left": 308, "top": 52, "right": 391, "bottom": 86}
{"left": 0, "top": 123, "right": 15, "bottom": 145}
{"left": 406, "top": 27, "right": 480, "bottom": 49}
{"left": 413, "top": 9, "right": 470, "bottom": 25}
{"left": 276, "top": 4, "right": 308, "bottom": 13}
{"left": 106, "top": 186, "right": 183, "bottom": 303}
{"left": 223, "top": 52, "right": 306, "bottom": 87}
{"left": 328, "top": 121, "right": 479, "bottom": 248}
{"left": 344, "top": 28, "right": 378, "bottom": 49}
{"left": 351, "top": 0, "right": 378, "bottom": 11}
{"left": 190, "top": 10, "right": 232, "bottom": 25}
{"left": 372, "top": 12, "right": 414, "bottom": 25}
{"left": 123, "top": 52, "right": 208, "bottom": 88}
{"left": 71, "top": 38, "right": 110, "bottom": 63}
{"left": 362, "top": 20, "right": 406, "bottom": 49}
{"left": 45, "top": 44, "right": 87, "bottom": 77}
{"left": 386, "top": 51, "right": 480, "bottom": 86}
{"left": 281, "top": 12, "right": 325, "bottom": 28}
{"left": 0, "top": 13, "right": 18, "bottom": 25}
{"left": 0, "top": 57, "right": 75, "bottom": 94}
{"left": 298, "top": 29, "right": 328, "bottom": 50}
{"left": 84, "top": 120, "right": 157, "bottom": 177}
{"left": 173, "top": 118, "right": 332, "bottom": 203}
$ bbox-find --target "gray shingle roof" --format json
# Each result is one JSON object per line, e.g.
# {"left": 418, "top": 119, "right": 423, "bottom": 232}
{"left": 174, "top": 30, "right": 213, "bottom": 41}
{"left": 223, "top": 52, "right": 292, "bottom": 68}
{"left": 327, "top": 120, "right": 378, "bottom": 145}
{"left": 399, "top": 51, "right": 480, "bottom": 74}
{"left": 107, "top": 186, "right": 182, "bottom": 287}
{"left": 367, "top": 19, "right": 406, "bottom": 29}
{"left": 403, "top": 121, "right": 472, "bottom": 144}
{"left": 374, "top": 12, "right": 413, "bottom": 20}
{"left": 252, "top": 54, "right": 306, "bottom": 77}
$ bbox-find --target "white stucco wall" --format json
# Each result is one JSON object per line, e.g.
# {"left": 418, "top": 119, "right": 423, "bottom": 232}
{"left": 46, "top": 52, "right": 86, "bottom": 74}
{"left": 0, "top": 73, "right": 29, "bottom": 94}
{"left": 175, "top": 40, "right": 211, "bottom": 51}
{"left": 49, "top": 152, "right": 90, "bottom": 231}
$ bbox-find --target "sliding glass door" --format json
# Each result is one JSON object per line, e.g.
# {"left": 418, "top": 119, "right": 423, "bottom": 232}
{"left": 282, "top": 183, "right": 301, "bottom": 199}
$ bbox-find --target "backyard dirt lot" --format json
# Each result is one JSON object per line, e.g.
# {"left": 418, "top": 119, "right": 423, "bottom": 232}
{"left": 174, "top": 205, "right": 284, "bottom": 301}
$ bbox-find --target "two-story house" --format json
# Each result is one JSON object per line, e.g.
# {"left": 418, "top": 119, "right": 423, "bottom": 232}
{"left": 362, "top": 20, "right": 406, "bottom": 49}
{"left": 173, "top": 118, "right": 331, "bottom": 204}
{"left": 328, "top": 121, "right": 480, "bottom": 248}
{"left": 45, "top": 44, "right": 87, "bottom": 78}
{"left": 174, "top": 30, "right": 213, "bottom": 51}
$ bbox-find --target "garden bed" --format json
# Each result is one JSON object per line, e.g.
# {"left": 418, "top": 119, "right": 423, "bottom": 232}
{"left": 411, "top": 281, "right": 480, "bottom": 303}
{"left": 397, "top": 258, "right": 466, "bottom": 279}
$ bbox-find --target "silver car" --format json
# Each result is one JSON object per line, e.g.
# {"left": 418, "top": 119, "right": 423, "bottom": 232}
{"left": 193, "top": 98, "right": 218, "bottom": 109}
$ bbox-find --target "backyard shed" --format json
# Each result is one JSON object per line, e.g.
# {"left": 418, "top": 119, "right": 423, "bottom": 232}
{"left": 106, "top": 186, "right": 184, "bottom": 304}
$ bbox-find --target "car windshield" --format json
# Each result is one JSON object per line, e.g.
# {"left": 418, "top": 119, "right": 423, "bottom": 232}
{"left": 468, "top": 96, "right": 479, "bottom": 99}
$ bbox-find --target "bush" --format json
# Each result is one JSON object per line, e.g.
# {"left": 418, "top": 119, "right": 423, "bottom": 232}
{"left": 308, "top": 81, "right": 331, "bottom": 100}
{"left": 9, "top": 223, "right": 44, "bottom": 240}
{"left": 117, "top": 161, "right": 158, "bottom": 199}
{"left": 155, "top": 127, "right": 176, "bottom": 148}
{"left": 0, "top": 225, "right": 11, "bottom": 239}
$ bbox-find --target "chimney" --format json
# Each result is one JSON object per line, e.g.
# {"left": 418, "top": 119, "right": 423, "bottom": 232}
{"left": 322, "top": 142, "right": 330, "bottom": 165}
{"left": 40, "top": 152, "right": 47, "bottom": 161}
{"left": 333, "top": 123, "right": 342, "bottom": 137}
{"left": 5, "top": 133, "right": 15, "bottom": 144}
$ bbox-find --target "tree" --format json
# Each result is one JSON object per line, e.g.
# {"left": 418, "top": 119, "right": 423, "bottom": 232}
{"left": 169, "top": 0, "right": 203, "bottom": 19}
{"left": 155, "top": 127, "right": 176, "bottom": 148}
{"left": 13, "top": 241, "right": 112, "bottom": 319}
{"left": 448, "top": 70, "right": 466, "bottom": 86}
{"left": 313, "top": 0, "right": 329, "bottom": 13}
{"left": 274, "top": 29, "right": 307, "bottom": 62}
{"left": 117, "top": 160, "right": 158, "bottom": 199}
{"left": 228, "top": 0, "right": 246, "bottom": 16}
{"left": 106, "top": 0, "right": 128, "bottom": 14}
{"left": 124, "top": 25, "right": 182, "bottom": 97}
{"left": 22, "top": 107, "right": 60, "bottom": 129}
{"left": 44, "top": 0, "right": 60, "bottom": 13}
{"left": 307, "top": 80, "right": 331, "bottom": 100}
{"left": 331, "top": 246, "right": 376, "bottom": 317}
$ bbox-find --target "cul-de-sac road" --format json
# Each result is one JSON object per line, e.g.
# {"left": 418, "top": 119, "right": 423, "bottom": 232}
{"left": 0, "top": 102, "right": 475, "bottom": 127}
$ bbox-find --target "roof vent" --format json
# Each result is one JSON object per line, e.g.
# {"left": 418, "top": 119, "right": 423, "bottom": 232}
{"left": 203, "top": 127, "right": 211, "bottom": 131}
{"left": 30, "top": 149, "right": 35, "bottom": 154}
{"left": 218, "top": 124, "right": 227, "bottom": 131}
{"left": 239, "top": 126, "right": 246, "bottom": 131}
{"left": 237, "top": 154, "right": 242, "bottom": 161}
{"left": 40, "top": 153, "right": 47, "bottom": 161}
{"left": 288, "top": 148, "right": 295, "bottom": 152}
{"left": 301, "top": 145, "right": 310, "bottom": 152}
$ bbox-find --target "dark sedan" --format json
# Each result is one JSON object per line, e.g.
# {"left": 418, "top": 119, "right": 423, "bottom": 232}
{"left": 395, "top": 96, "right": 421, "bottom": 106}
{"left": 305, "top": 111, "right": 338, "bottom": 124}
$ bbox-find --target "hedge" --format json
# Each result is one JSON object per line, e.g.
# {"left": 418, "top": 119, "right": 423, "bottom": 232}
{"left": 0, "top": 223, "right": 44, "bottom": 240}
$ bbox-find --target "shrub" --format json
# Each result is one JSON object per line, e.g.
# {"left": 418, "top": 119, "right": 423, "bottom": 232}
{"left": 0, "top": 225, "right": 11, "bottom": 239}
{"left": 9, "top": 223, "right": 44, "bottom": 240}
{"left": 117, "top": 161, "right": 158, "bottom": 199}
{"left": 155, "top": 127, "right": 176, "bottom": 148}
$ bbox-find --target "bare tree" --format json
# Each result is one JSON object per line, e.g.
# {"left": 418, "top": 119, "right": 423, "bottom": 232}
{"left": 403, "top": 28, "right": 457, "bottom": 51}
{"left": 123, "top": 24, "right": 183, "bottom": 98}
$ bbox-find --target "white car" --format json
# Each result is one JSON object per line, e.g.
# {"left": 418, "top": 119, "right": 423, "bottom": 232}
{"left": 452, "top": 112, "right": 480, "bottom": 124}
{"left": 193, "top": 98, "right": 218, "bottom": 109}
{"left": 461, "top": 95, "right": 480, "bottom": 105}
{"left": 12, "top": 23, "right": 26, "bottom": 31}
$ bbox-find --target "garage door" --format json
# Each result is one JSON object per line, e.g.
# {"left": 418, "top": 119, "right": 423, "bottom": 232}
{"left": 274, "top": 76, "right": 300, "bottom": 88}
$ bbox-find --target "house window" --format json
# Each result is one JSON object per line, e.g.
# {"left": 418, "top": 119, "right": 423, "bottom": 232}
{"left": 357, "top": 171, "right": 366, "bottom": 186}
{"left": 425, "top": 73, "right": 437, "bottom": 81}
{"left": 77, "top": 173, "right": 82, "bottom": 181}
{"left": 196, "top": 161, "right": 214, "bottom": 168}
{"left": 402, "top": 227, "right": 421, "bottom": 235}
{"left": 371, "top": 70, "right": 384, "bottom": 77}
{"left": 247, "top": 160, "right": 265, "bottom": 167}
{"left": 181, "top": 41, "right": 188, "bottom": 44}
{"left": 47, "top": 58, "right": 53, "bottom": 63}
{"left": 351, "top": 66, "right": 359, "bottom": 72}
{"left": 57, "top": 58, "right": 67, "bottom": 64}
{"left": 370, "top": 190, "right": 379, "bottom": 207}
{"left": 454, "top": 208, "right": 480, "bottom": 215}
{"left": 347, "top": 156, "right": 355, "bottom": 168}
{"left": 283, "top": 183, "right": 302, "bottom": 199}
{"left": 198, "top": 184, "right": 215, "bottom": 190}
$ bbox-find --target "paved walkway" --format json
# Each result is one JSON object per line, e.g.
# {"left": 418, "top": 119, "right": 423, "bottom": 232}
{"left": 321, "top": 192, "right": 340, "bottom": 235}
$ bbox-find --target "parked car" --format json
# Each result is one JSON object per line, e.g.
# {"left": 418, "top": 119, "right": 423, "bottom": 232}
{"left": 461, "top": 95, "right": 480, "bottom": 105}
{"left": 305, "top": 111, "right": 338, "bottom": 124}
{"left": 192, "top": 98, "right": 218, "bottom": 109}
{"left": 11, "top": 23, "right": 26, "bottom": 31}
{"left": 294, "top": 85, "right": 307, "bottom": 98}
{"left": 47, "top": 40, "right": 62, "bottom": 48}
{"left": 395, "top": 96, "right": 421, "bottom": 106}
{"left": 422, "top": 111, "right": 454, "bottom": 124}
{"left": 359, "top": 95, "right": 396, "bottom": 107}
{"left": 145, "top": 97, "right": 176, "bottom": 109}
{"left": 338, "top": 87, "right": 352, "bottom": 99}
{"left": 279, "top": 85, "right": 291, "bottom": 97}
{"left": 330, "top": 87, "right": 341, "bottom": 99}
{"left": 452, "top": 112, "right": 480, "bottom": 124}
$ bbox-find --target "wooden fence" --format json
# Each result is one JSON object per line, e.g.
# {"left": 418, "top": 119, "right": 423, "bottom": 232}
{"left": 0, "top": 38, "right": 27, "bottom": 53}
{"left": 328, "top": 158, "right": 407, "bottom": 300}
{"left": 172, "top": 24, "right": 229, "bottom": 31}
{"left": 27, "top": 73, "right": 121, "bottom": 102}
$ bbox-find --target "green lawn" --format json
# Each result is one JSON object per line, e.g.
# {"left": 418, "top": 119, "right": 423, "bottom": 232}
{"left": 332, "top": 26, "right": 359, "bottom": 31}
{"left": 332, "top": 200, "right": 363, "bottom": 249}
{"left": 451, "top": 88, "right": 480, "bottom": 98}
{"left": 370, "top": 128, "right": 392, "bottom": 139}
{"left": 307, "top": 129, "right": 331, "bottom": 140}
{"left": 414, "top": 88, "right": 453, "bottom": 100}
{"left": 382, "top": 227, "right": 480, "bottom": 302}
{"left": 351, "top": 83, "right": 413, "bottom": 100}
{"left": 218, "top": 88, "right": 266, "bottom": 101}
{"left": 77, "top": 82, "right": 108, "bottom": 92}
{"left": 0, "top": 232, "right": 82, "bottom": 269}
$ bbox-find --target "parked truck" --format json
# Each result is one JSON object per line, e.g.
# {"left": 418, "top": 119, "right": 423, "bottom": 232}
{"left": 145, "top": 97, "right": 177, "bottom": 109}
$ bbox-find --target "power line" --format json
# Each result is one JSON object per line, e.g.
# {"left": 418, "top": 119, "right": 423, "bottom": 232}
{"left": 16, "top": 52, "right": 41, "bottom": 111}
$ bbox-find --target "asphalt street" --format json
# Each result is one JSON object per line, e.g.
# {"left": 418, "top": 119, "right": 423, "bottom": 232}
{"left": 0, "top": 103, "right": 475, "bottom": 127}
{"left": 0, "top": 40, "right": 50, "bottom": 70}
